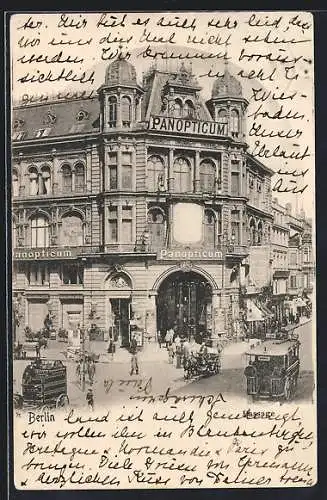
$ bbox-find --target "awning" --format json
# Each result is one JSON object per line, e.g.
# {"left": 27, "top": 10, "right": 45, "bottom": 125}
{"left": 273, "top": 270, "right": 290, "bottom": 279}
{"left": 246, "top": 299, "right": 265, "bottom": 322}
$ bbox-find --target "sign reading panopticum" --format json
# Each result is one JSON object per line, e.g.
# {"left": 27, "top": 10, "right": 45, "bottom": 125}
{"left": 13, "top": 247, "right": 100, "bottom": 260}
{"left": 148, "top": 116, "right": 227, "bottom": 137}
{"left": 158, "top": 248, "right": 223, "bottom": 260}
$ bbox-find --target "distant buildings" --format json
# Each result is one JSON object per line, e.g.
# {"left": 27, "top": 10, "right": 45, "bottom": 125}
{"left": 11, "top": 59, "right": 314, "bottom": 344}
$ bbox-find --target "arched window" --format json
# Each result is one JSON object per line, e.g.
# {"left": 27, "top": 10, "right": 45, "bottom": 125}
{"left": 31, "top": 215, "right": 49, "bottom": 248}
{"left": 230, "top": 109, "right": 240, "bottom": 137}
{"left": 217, "top": 108, "right": 227, "bottom": 121}
{"left": 108, "top": 96, "right": 117, "bottom": 127}
{"left": 200, "top": 159, "right": 216, "bottom": 193}
{"left": 203, "top": 209, "right": 216, "bottom": 246}
{"left": 40, "top": 165, "right": 51, "bottom": 195}
{"left": 147, "top": 155, "right": 165, "bottom": 192}
{"left": 184, "top": 100, "right": 195, "bottom": 118}
{"left": 75, "top": 163, "right": 85, "bottom": 192}
{"left": 147, "top": 208, "right": 166, "bottom": 248}
{"left": 29, "top": 166, "right": 39, "bottom": 196}
{"left": 12, "top": 169, "right": 19, "bottom": 197}
{"left": 249, "top": 218, "right": 256, "bottom": 246}
{"left": 257, "top": 221, "right": 263, "bottom": 245}
{"left": 121, "top": 96, "right": 132, "bottom": 126}
{"left": 61, "top": 213, "right": 84, "bottom": 246}
{"left": 62, "top": 164, "right": 72, "bottom": 193}
{"left": 173, "top": 99, "right": 183, "bottom": 118}
{"left": 173, "top": 157, "right": 192, "bottom": 193}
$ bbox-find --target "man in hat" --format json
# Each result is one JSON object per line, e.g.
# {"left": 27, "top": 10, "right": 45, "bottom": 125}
{"left": 129, "top": 334, "right": 139, "bottom": 376}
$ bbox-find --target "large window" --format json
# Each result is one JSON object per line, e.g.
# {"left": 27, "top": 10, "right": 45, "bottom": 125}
{"left": 231, "top": 161, "right": 240, "bottom": 197}
{"left": 200, "top": 160, "right": 216, "bottom": 193}
{"left": 122, "top": 152, "right": 133, "bottom": 190}
{"left": 40, "top": 165, "right": 51, "bottom": 194}
{"left": 31, "top": 216, "right": 49, "bottom": 248}
{"left": 230, "top": 109, "right": 240, "bottom": 137}
{"left": 249, "top": 218, "right": 256, "bottom": 245}
{"left": 13, "top": 169, "right": 19, "bottom": 197}
{"left": 173, "top": 157, "right": 192, "bottom": 193}
{"left": 61, "top": 264, "right": 84, "bottom": 285}
{"left": 108, "top": 153, "right": 118, "bottom": 190}
{"left": 231, "top": 210, "right": 241, "bottom": 245}
{"left": 121, "top": 207, "right": 133, "bottom": 243}
{"left": 257, "top": 221, "right": 263, "bottom": 245}
{"left": 29, "top": 167, "right": 39, "bottom": 196}
{"left": 173, "top": 99, "right": 183, "bottom": 117}
{"left": 62, "top": 164, "right": 73, "bottom": 192}
{"left": 121, "top": 96, "right": 132, "bottom": 127}
{"left": 108, "top": 96, "right": 117, "bottom": 127}
{"left": 27, "top": 263, "right": 50, "bottom": 285}
{"left": 108, "top": 207, "right": 118, "bottom": 242}
{"left": 203, "top": 209, "right": 216, "bottom": 246}
{"left": 290, "top": 275, "right": 297, "bottom": 288}
{"left": 290, "top": 251, "right": 297, "bottom": 265}
{"left": 75, "top": 163, "right": 85, "bottom": 192}
{"left": 183, "top": 100, "right": 195, "bottom": 118}
{"left": 61, "top": 213, "right": 84, "bottom": 246}
{"left": 147, "top": 155, "right": 165, "bottom": 192}
{"left": 148, "top": 208, "right": 166, "bottom": 248}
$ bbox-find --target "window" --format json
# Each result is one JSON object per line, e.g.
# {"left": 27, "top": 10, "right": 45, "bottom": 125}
{"left": 12, "top": 131, "right": 26, "bottom": 141}
{"left": 40, "top": 165, "right": 51, "bottom": 194}
{"left": 148, "top": 208, "right": 166, "bottom": 248}
{"left": 27, "top": 263, "right": 50, "bottom": 285}
{"left": 121, "top": 206, "right": 133, "bottom": 243}
{"left": 108, "top": 153, "right": 118, "bottom": 190}
{"left": 121, "top": 96, "right": 132, "bottom": 126}
{"left": 217, "top": 109, "right": 227, "bottom": 121}
{"left": 31, "top": 216, "right": 49, "bottom": 248}
{"left": 61, "top": 264, "right": 83, "bottom": 285}
{"left": 230, "top": 109, "right": 239, "bottom": 137}
{"left": 231, "top": 210, "right": 240, "bottom": 245}
{"left": 290, "top": 252, "right": 297, "bottom": 265}
{"left": 35, "top": 128, "right": 51, "bottom": 138}
{"left": 147, "top": 155, "right": 165, "bottom": 192}
{"left": 303, "top": 247, "right": 310, "bottom": 263}
{"left": 61, "top": 214, "right": 84, "bottom": 246}
{"left": 257, "top": 221, "right": 263, "bottom": 245}
{"left": 108, "top": 207, "right": 118, "bottom": 242}
{"left": 75, "top": 163, "right": 85, "bottom": 192}
{"left": 203, "top": 209, "right": 216, "bottom": 246}
{"left": 200, "top": 160, "right": 216, "bottom": 193}
{"left": 184, "top": 100, "right": 195, "bottom": 118}
{"left": 13, "top": 169, "right": 19, "bottom": 197}
{"left": 173, "top": 157, "right": 192, "bottom": 193}
{"left": 108, "top": 97, "right": 117, "bottom": 127}
{"left": 249, "top": 218, "right": 256, "bottom": 245}
{"left": 62, "top": 164, "right": 73, "bottom": 192}
{"left": 29, "top": 167, "right": 39, "bottom": 196}
{"left": 290, "top": 275, "right": 297, "bottom": 288}
{"left": 122, "top": 152, "right": 133, "bottom": 190}
{"left": 231, "top": 161, "right": 240, "bottom": 197}
{"left": 173, "top": 99, "right": 182, "bottom": 117}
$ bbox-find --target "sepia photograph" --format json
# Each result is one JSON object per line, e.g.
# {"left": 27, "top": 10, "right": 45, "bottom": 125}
{"left": 9, "top": 11, "right": 316, "bottom": 489}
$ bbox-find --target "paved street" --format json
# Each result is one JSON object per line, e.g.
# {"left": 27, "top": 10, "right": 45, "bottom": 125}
{"left": 13, "top": 319, "right": 315, "bottom": 409}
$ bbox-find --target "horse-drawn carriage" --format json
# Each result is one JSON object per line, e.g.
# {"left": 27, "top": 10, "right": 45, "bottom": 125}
{"left": 183, "top": 351, "right": 221, "bottom": 380}
{"left": 13, "top": 359, "right": 69, "bottom": 410}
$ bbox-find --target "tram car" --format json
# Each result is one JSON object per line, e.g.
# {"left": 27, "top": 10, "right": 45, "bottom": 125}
{"left": 244, "top": 337, "right": 300, "bottom": 401}
{"left": 184, "top": 351, "right": 221, "bottom": 380}
{"left": 13, "top": 359, "right": 69, "bottom": 410}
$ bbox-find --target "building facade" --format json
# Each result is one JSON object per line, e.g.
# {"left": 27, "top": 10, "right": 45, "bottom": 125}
{"left": 12, "top": 60, "right": 278, "bottom": 345}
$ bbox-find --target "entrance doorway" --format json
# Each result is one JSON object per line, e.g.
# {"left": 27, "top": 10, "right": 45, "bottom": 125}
{"left": 110, "top": 298, "right": 131, "bottom": 347}
{"left": 157, "top": 271, "right": 213, "bottom": 340}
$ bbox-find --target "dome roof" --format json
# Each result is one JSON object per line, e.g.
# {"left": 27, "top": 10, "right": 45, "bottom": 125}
{"left": 212, "top": 69, "right": 243, "bottom": 98}
{"left": 105, "top": 59, "right": 137, "bottom": 86}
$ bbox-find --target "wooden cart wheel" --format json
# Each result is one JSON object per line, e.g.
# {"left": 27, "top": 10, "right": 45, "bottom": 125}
{"left": 56, "top": 394, "right": 69, "bottom": 408}
{"left": 284, "top": 378, "right": 291, "bottom": 400}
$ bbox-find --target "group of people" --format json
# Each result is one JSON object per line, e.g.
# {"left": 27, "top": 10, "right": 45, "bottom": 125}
{"left": 76, "top": 356, "right": 96, "bottom": 384}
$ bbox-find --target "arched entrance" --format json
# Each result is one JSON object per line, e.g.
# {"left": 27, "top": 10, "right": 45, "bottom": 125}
{"left": 156, "top": 271, "right": 213, "bottom": 340}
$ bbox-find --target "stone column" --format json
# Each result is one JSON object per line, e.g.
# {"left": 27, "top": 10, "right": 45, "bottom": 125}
{"left": 52, "top": 153, "right": 59, "bottom": 195}
{"left": 117, "top": 143, "right": 122, "bottom": 191}
{"left": 117, "top": 90, "right": 122, "bottom": 129}
{"left": 194, "top": 150, "right": 200, "bottom": 193}
{"left": 86, "top": 147, "right": 92, "bottom": 192}
{"left": 145, "top": 294, "right": 157, "bottom": 342}
{"left": 168, "top": 148, "right": 175, "bottom": 192}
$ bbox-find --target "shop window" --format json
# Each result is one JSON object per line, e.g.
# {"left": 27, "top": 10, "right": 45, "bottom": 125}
{"left": 27, "top": 263, "right": 50, "bottom": 285}
{"left": 230, "top": 109, "right": 240, "bottom": 137}
{"left": 147, "top": 208, "right": 166, "bottom": 248}
{"left": 173, "top": 157, "right": 192, "bottom": 193}
{"left": 147, "top": 155, "right": 165, "bottom": 192}
{"left": 61, "top": 263, "right": 83, "bottom": 285}
{"left": 231, "top": 210, "right": 240, "bottom": 245}
{"left": 61, "top": 213, "right": 84, "bottom": 246}
{"left": 121, "top": 152, "right": 133, "bottom": 190}
{"left": 108, "top": 96, "right": 117, "bottom": 127}
{"left": 30, "top": 215, "right": 49, "bottom": 248}
{"left": 203, "top": 209, "right": 216, "bottom": 246}
{"left": 200, "top": 160, "right": 216, "bottom": 193}
{"left": 108, "top": 153, "right": 118, "bottom": 190}
{"left": 62, "top": 164, "right": 73, "bottom": 192}
{"left": 121, "top": 206, "right": 133, "bottom": 243}
{"left": 13, "top": 169, "right": 19, "bottom": 197}
{"left": 121, "top": 96, "right": 132, "bottom": 127}
{"left": 108, "top": 206, "right": 118, "bottom": 242}
{"left": 75, "top": 163, "right": 85, "bottom": 192}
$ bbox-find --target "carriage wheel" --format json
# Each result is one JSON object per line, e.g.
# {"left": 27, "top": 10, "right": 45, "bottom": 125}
{"left": 284, "top": 378, "right": 291, "bottom": 401}
{"left": 56, "top": 394, "right": 70, "bottom": 408}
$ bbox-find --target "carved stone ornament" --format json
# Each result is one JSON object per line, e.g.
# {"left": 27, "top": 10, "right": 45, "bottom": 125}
{"left": 110, "top": 275, "right": 131, "bottom": 289}
{"left": 179, "top": 261, "right": 193, "bottom": 272}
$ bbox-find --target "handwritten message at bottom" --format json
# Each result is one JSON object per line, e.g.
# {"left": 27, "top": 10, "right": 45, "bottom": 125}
{"left": 14, "top": 392, "right": 316, "bottom": 489}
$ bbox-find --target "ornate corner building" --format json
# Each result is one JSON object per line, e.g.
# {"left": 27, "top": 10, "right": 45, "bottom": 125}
{"left": 12, "top": 59, "right": 286, "bottom": 345}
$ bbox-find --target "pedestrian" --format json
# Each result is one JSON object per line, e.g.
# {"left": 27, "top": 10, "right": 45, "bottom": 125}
{"left": 107, "top": 335, "right": 115, "bottom": 360}
{"left": 88, "top": 359, "right": 96, "bottom": 384}
{"left": 165, "top": 327, "right": 174, "bottom": 349}
{"left": 35, "top": 341, "right": 41, "bottom": 359}
{"left": 86, "top": 388, "right": 94, "bottom": 411}
{"left": 129, "top": 334, "right": 139, "bottom": 376}
{"left": 168, "top": 342, "right": 174, "bottom": 364}
{"left": 158, "top": 330, "right": 162, "bottom": 348}
{"left": 182, "top": 338, "right": 191, "bottom": 362}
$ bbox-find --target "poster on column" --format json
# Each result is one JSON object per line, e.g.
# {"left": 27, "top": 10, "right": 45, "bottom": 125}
{"left": 7, "top": 10, "right": 316, "bottom": 492}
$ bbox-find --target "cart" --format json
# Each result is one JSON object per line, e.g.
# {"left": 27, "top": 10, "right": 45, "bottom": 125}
{"left": 13, "top": 359, "right": 69, "bottom": 410}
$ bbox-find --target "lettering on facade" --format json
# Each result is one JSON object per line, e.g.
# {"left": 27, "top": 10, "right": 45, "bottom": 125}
{"left": 158, "top": 249, "right": 223, "bottom": 260}
{"left": 148, "top": 116, "right": 227, "bottom": 137}
{"left": 13, "top": 248, "right": 73, "bottom": 260}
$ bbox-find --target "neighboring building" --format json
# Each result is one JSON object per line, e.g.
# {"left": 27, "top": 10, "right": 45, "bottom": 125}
{"left": 12, "top": 59, "right": 276, "bottom": 345}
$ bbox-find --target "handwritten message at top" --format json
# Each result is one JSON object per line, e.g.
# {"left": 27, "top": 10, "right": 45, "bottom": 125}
{"left": 10, "top": 11, "right": 314, "bottom": 212}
